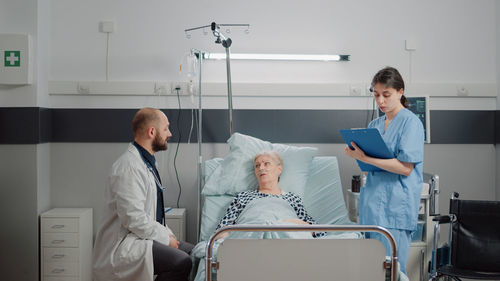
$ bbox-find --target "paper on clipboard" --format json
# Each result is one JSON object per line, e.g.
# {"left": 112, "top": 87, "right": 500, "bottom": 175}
{"left": 339, "top": 128, "right": 394, "bottom": 172}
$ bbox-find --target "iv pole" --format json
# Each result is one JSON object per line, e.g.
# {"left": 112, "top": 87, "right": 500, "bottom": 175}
{"left": 191, "top": 48, "right": 204, "bottom": 243}
{"left": 185, "top": 22, "right": 250, "bottom": 136}
{"left": 185, "top": 22, "right": 249, "bottom": 242}
{"left": 210, "top": 22, "right": 234, "bottom": 135}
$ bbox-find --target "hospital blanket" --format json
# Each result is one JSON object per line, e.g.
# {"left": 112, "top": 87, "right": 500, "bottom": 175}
{"left": 191, "top": 196, "right": 369, "bottom": 281}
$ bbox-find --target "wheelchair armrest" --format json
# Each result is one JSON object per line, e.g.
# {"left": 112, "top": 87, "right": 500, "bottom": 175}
{"left": 432, "top": 215, "right": 451, "bottom": 223}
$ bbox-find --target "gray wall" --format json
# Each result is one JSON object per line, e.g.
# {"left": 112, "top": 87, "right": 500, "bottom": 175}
{"left": 497, "top": 147, "right": 500, "bottom": 200}
{"left": 50, "top": 142, "right": 230, "bottom": 243}
{"left": 49, "top": 142, "right": 496, "bottom": 244}
{"left": 496, "top": 0, "right": 500, "bottom": 201}
{"left": 37, "top": 143, "right": 51, "bottom": 213}
{"left": 0, "top": 145, "right": 47, "bottom": 281}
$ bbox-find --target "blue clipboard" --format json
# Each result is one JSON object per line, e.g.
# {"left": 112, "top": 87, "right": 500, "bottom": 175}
{"left": 339, "top": 128, "right": 394, "bottom": 172}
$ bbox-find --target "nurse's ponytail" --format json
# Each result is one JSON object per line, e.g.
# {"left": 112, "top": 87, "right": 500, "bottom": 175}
{"left": 400, "top": 95, "right": 409, "bottom": 108}
{"left": 371, "top": 66, "right": 409, "bottom": 108}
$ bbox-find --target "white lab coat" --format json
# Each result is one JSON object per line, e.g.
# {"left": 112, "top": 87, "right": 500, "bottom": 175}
{"left": 93, "top": 143, "right": 173, "bottom": 281}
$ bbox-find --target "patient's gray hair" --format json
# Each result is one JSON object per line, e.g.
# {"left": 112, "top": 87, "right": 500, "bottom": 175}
{"left": 254, "top": 150, "right": 283, "bottom": 167}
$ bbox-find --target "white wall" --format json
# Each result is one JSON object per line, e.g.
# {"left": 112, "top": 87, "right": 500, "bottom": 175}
{"left": 36, "top": 0, "right": 50, "bottom": 107}
{"left": 46, "top": 0, "right": 497, "bottom": 109}
{"left": 49, "top": 0, "right": 496, "bottom": 84}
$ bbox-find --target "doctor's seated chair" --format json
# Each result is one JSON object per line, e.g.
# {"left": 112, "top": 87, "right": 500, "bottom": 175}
{"left": 429, "top": 192, "right": 500, "bottom": 281}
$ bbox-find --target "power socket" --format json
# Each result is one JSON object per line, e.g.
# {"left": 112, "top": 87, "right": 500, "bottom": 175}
{"left": 153, "top": 83, "right": 168, "bottom": 95}
{"left": 456, "top": 85, "right": 468, "bottom": 96}
{"left": 170, "top": 82, "right": 184, "bottom": 95}
{"left": 405, "top": 39, "right": 416, "bottom": 51}
{"left": 99, "top": 21, "right": 115, "bottom": 33}
{"left": 77, "top": 83, "right": 90, "bottom": 94}
{"left": 349, "top": 84, "right": 363, "bottom": 96}
{"left": 168, "top": 82, "right": 197, "bottom": 95}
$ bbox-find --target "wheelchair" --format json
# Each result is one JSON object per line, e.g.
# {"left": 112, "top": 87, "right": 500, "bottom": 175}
{"left": 429, "top": 192, "right": 500, "bottom": 280}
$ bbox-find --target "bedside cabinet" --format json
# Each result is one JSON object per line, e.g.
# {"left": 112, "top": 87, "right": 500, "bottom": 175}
{"left": 165, "top": 208, "right": 186, "bottom": 241}
{"left": 407, "top": 195, "right": 434, "bottom": 281}
{"left": 41, "top": 208, "right": 92, "bottom": 281}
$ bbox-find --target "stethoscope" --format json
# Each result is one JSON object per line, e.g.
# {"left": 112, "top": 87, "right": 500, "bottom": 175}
{"left": 134, "top": 143, "right": 166, "bottom": 192}
{"left": 134, "top": 143, "right": 167, "bottom": 226}
{"left": 146, "top": 165, "right": 166, "bottom": 192}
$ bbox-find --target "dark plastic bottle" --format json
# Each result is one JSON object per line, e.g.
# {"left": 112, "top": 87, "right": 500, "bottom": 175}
{"left": 352, "top": 175, "right": 361, "bottom": 193}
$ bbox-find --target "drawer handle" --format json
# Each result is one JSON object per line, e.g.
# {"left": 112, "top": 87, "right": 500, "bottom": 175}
{"left": 52, "top": 254, "right": 66, "bottom": 259}
{"left": 51, "top": 225, "right": 66, "bottom": 229}
{"left": 51, "top": 240, "right": 65, "bottom": 244}
{"left": 52, "top": 268, "right": 65, "bottom": 274}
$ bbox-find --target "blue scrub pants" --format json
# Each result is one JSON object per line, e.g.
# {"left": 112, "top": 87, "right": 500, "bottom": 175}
{"left": 367, "top": 228, "right": 412, "bottom": 274}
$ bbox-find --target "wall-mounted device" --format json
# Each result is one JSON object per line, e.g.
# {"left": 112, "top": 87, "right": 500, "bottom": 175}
{"left": 0, "top": 33, "right": 33, "bottom": 85}
{"left": 378, "top": 96, "right": 431, "bottom": 143}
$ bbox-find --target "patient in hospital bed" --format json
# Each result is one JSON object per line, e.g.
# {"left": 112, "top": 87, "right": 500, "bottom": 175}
{"left": 215, "top": 150, "right": 324, "bottom": 239}
{"left": 191, "top": 135, "right": 408, "bottom": 281}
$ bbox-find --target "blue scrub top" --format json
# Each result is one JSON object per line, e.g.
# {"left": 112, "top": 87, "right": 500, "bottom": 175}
{"left": 359, "top": 108, "right": 424, "bottom": 231}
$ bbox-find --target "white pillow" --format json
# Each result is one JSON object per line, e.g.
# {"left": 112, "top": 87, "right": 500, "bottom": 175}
{"left": 202, "top": 133, "right": 317, "bottom": 197}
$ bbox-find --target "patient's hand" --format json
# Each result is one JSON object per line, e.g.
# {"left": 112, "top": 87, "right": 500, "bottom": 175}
{"left": 215, "top": 232, "right": 229, "bottom": 240}
{"left": 281, "top": 218, "right": 309, "bottom": 225}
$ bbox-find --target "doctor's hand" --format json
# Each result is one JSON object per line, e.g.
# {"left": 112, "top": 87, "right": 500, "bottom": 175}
{"left": 344, "top": 142, "right": 367, "bottom": 162}
{"left": 168, "top": 234, "right": 180, "bottom": 249}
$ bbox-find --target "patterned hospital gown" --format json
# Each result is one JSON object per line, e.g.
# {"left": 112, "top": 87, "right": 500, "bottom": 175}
{"left": 216, "top": 190, "right": 325, "bottom": 237}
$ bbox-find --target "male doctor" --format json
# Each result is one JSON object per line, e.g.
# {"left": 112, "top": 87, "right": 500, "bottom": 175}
{"left": 93, "top": 108, "right": 193, "bottom": 281}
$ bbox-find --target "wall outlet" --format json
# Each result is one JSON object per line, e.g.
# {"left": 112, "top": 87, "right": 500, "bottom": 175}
{"left": 76, "top": 83, "right": 90, "bottom": 94}
{"left": 99, "top": 21, "right": 115, "bottom": 33}
{"left": 170, "top": 82, "right": 186, "bottom": 95}
{"left": 349, "top": 85, "right": 362, "bottom": 96}
{"left": 168, "top": 82, "right": 197, "bottom": 95}
{"left": 153, "top": 83, "right": 168, "bottom": 95}
{"left": 405, "top": 39, "right": 416, "bottom": 51}
{"left": 456, "top": 85, "right": 468, "bottom": 96}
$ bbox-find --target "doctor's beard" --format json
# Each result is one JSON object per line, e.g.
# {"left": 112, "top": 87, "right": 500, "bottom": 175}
{"left": 152, "top": 133, "right": 168, "bottom": 152}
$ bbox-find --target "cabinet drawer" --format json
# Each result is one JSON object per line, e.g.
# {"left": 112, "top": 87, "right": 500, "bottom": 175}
{"left": 42, "top": 218, "right": 79, "bottom": 233}
{"left": 44, "top": 248, "right": 79, "bottom": 262}
{"left": 44, "top": 262, "right": 79, "bottom": 276}
{"left": 42, "top": 233, "right": 79, "bottom": 247}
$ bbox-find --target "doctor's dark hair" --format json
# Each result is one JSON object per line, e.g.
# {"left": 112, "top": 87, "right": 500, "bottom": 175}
{"left": 371, "top": 66, "right": 409, "bottom": 108}
{"left": 132, "top": 108, "right": 161, "bottom": 136}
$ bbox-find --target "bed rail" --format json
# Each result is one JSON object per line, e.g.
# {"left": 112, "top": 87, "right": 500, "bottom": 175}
{"left": 206, "top": 224, "right": 398, "bottom": 281}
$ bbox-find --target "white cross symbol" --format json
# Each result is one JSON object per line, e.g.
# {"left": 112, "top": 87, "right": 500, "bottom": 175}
{"left": 6, "top": 52, "right": 19, "bottom": 65}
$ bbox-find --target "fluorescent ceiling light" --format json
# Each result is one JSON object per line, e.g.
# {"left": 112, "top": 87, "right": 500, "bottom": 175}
{"left": 203, "top": 53, "right": 349, "bottom": 61}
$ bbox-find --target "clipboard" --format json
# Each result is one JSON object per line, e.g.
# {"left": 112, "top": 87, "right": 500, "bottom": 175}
{"left": 339, "top": 128, "right": 394, "bottom": 172}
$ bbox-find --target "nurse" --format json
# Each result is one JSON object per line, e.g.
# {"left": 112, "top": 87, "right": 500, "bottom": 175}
{"left": 344, "top": 66, "right": 424, "bottom": 274}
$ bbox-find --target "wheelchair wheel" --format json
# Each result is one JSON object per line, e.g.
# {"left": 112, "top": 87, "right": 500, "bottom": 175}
{"left": 433, "top": 275, "right": 461, "bottom": 281}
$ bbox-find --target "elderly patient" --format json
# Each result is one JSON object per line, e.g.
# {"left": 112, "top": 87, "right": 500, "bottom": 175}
{"left": 216, "top": 150, "right": 324, "bottom": 238}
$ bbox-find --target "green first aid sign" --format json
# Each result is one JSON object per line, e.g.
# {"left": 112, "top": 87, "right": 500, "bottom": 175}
{"left": 4, "top": 51, "right": 21, "bottom": 67}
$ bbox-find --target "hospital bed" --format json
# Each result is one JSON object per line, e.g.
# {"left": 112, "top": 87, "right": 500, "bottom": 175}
{"left": 191, "top": 133, "right": 408, "bottom": 281}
